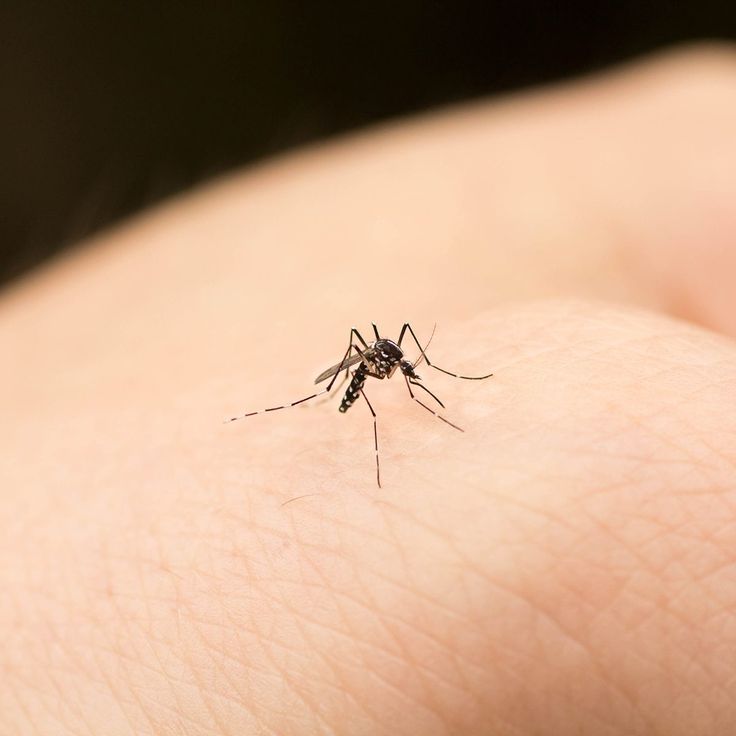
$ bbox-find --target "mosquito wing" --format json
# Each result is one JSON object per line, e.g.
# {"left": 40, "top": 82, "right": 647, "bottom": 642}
{"left": 314, "top": 352, "right": 365, "bottom": 384}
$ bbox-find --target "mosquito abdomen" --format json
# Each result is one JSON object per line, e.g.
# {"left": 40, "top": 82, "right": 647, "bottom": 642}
{"left": 339, "top": 364, "right": 368, "bottom": 413}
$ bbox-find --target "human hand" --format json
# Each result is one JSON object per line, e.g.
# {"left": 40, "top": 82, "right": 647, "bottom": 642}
{"left": 2, "top": 44, "right": 736, "bottom": 734}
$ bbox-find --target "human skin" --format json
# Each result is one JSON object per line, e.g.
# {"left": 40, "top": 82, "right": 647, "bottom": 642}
{"left": 1, "top": 43, "right": 736, "bottom": 735}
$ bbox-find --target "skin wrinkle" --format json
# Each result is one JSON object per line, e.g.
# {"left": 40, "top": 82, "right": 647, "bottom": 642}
{"left": 582, "top": 475, "right": 716, "bottom": 546}
{"left": 364, "top": 510, "right": 493, "bottom": 634}
{"left": 7, "top": 613, "right": 62, "bottom": 734}
{"left": 2, "top": 340, "right": 732, "bottom": 736}
{"left": 627, "top": 404, "right": 724, "bottom": 478}
{"left": 370, "top": 504, "right": 485, "bottom": 706}
{"left": 229, "top": 530, "right": 373, "bottom": 734}
{"left": 97, "top": 528, "right": 260, "bottom": 734}
{"left": 568, "top": 358, "right": 732, "bottom": 467}
{"left": 690, "top": 428, "right": 736, "bottom": 477}
{"left": 105, "top": 599, "right": 178, "bottom": 735}
{"left": 262, "top": 599, "right": 370, "bottom": 735}
{"left": 12, "top": 573, "right": 134, "bottom": 736}
{"left": 3, "top": 666, "right": 38, "bottom": 736}
{"left": 630, "top": 605, "right": 716, "bottom": 726}
{"left": 9, "top": 675, "right": 65, "bottom": 736}
{"left": 592, "top": 526, "right": 696, "bottom": 639}
{"left": 178, "top": 586, "right": 320, "bottom": 735}
{"left": 8, "top": 302, "right": 732, "bottom": 732}
{"left": 350, "top": 528, "right": 494, "bottom": 640}
{"left": 441, "top": 533, "right": 650, "bottom": 732}
{"left": 225, "top": 615, "right": 333, "bottom": 733}
{"left": 579, "top": 491, "right": 734, "bottom": 604}
{"left": 548, "top": 557, "right": 632, "bottom": 640}
{"left": 632, "top": 514, "right": 724, "bottom": 578}
{"left": 318, "top": 608, "right": 453, "bottom": 735}
{"left": 158, "top": 626, "right": 235, "bottom": 735}
{"left": 591, "top": 407, "right": 732, "bottom": 503}
{"left": 20, "top": 619, "right": 68, "bottom": 728}
{"left": 150, "top": 598, "right": 286, "bottom": 734}
{"left": 254, "top": 494, "right": 484, "bottom": 732}
{"left": 105, "top": 655, "right": 196, "bottom": 736}
{"left": 484, "top": 340, "right": 708, "bottom": 432}
{"left": 39, "top": 625, "right": 100, "bottom": 736}
{"left": 344, "top": 567, "right": 482, "bottom": 726}
{"left": 668, "top": 590, "right": 733, "bottom": 701}
{"left": 135, "top": 544, "right": 186, "bottom": 728}
{"left": 702, "top": 612, "right": 736, "bottom": 703}
{"left": 472, "top": 402, "right": 732, "bottom": 736}
{"left": 262, "top": 562, "right": 381, "bottom": 733}
{"left": 568, "top": 516, "right": 728, "bottom": 732}
{"left": 257, "top": 633, "right": 371, "bottom": 735}
{"left": 259, "top": 567, "right": 436, "bottom": 731}
{"left": 298, "top": 548, "right": 426, "bottom": 682}
{"left": 178, "top": 612, "right": 286, "bottom": 690}
{"left": 380, "top": 472, "right": 644, "bottom": 708}
{"left": 522, "top": 548, "right": 655, "bottom": 711}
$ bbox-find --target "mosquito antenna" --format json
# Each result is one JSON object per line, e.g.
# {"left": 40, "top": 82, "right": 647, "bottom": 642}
{"left": 413, "top": 322, "right": 437, "bottom": 368}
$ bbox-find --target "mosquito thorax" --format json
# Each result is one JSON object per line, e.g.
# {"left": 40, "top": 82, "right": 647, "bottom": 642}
{"left": 373, "top": 339, "right": 403, "bottom": 362}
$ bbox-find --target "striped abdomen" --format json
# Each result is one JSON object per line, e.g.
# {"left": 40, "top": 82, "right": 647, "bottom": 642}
{"left": 339, "top": 364, "right": 368, "bottom": 413}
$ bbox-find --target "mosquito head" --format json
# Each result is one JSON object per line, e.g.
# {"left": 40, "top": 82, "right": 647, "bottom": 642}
{"left": 400, "top": 359, "right": 420, "bottom": 380}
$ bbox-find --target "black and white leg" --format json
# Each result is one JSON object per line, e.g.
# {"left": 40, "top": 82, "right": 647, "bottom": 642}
{"left": 398, "top": 323, "right": 493, "bottom": 380}
{"left": 226, "top": 335, "right": 356, "bottom": 422}
{"left": 359, "top": 388, "right": 381, "bottom": 487}
{"left": 404, "top": 376, "right": 464, "bottom": 432}
{"left": 322, "top": 363, "right": 351, "bottom": 398}
{"left": 225, "top": 387, "right": 332, "bottom": 422}
{"left": 352, "top": 343, "right": 384, "bottom": 379}
{"left": 338, "top": 327, "right": 372, "bottom": 385}
{"left": 314, "top": 326, "right": 373, "bottom": 386}
{"left": 317, "top": 340, "right": 359, "bottom": 402}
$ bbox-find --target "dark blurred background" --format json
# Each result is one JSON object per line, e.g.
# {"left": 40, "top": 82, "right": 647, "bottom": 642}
{"left": 2, "top": 1, "right": 735, "bottom": 286}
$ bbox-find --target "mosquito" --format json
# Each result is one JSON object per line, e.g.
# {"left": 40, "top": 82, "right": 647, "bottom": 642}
{"left": 226, "top": 323, "right": 493, "bottom": 487}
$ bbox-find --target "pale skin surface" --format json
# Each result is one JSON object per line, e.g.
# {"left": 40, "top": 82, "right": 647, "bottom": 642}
{"left": 1, "top": 43, "right": 736, "bottom": 735}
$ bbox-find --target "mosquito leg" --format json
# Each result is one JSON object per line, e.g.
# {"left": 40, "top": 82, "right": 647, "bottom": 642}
{"left": 372, "top": 322, "right": 380, "bottom": 340}
{"left": 225, "top": 388, "right": 332, "bottom": 422}
{"left": 317, "top": 366, "right": 351, "bottom": 403}
{"left": 336, "top": 366, "right": 353, "bottom": 391}
{"left": 228, "top": 337, "right": 355, "bottom": 422}
{"left": 404, "top": 376, "right": 464, "bottom": 432}
{"left": 314, "top": 327, "right": 372, "bottom": 386}
{"left": 352, "top": 343, "right": 374, "bottom": 367}
{"left": 359, "top": 388, "right": 381, "bottom": 488}
{"left": 318, "top": 342, "right": 367, "bottom": 403}
{"left": 349, "top": 344, "right": 383, "bottom": 380}
{"left": 398, "top": 322, "right": 493, "bottom": 380}
{"left": 325, "top": 339, "right": 354, "bottom": 391}
{"left": 323, "top": 328, "right": 369, "bottom": 388}
{"left": 407, "top": 378, "right": 445, "bottom": 409}
{"left": 352, "top": 327, "right": 370, "bottom": 349}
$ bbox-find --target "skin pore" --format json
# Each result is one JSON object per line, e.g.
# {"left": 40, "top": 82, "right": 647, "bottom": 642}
{"left": 1, "top": 45, "right": 736, "bottom": 735}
